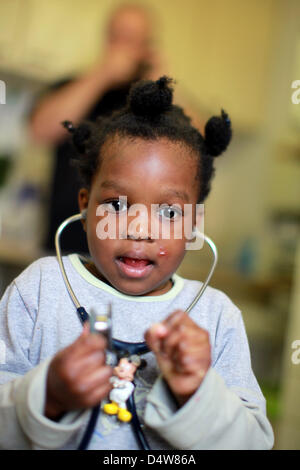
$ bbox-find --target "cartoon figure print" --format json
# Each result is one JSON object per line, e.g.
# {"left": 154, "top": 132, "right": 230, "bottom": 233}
{"left": 103, "top": 354, "right": 146, "bottom": 422}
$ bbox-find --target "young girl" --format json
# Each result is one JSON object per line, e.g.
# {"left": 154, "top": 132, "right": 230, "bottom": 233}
{"left": 0, "top": 77, "right": 274, "bottom": 450}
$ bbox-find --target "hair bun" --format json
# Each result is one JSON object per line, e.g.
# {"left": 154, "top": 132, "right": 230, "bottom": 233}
{"left": 128, "top": 76, "right": 173, "bottom": 118}
{"left": 204, "top": 109, "right": 232, "bottom": 157}
{"left": 62, "top": 120, "right": 75, "bottom": 133}
{"left": 62, "top": 120, "right": 91, "bottom": 154}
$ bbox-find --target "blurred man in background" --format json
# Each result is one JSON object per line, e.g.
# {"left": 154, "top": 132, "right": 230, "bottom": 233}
{"left": 30, "top": 3, "right": 203, "bottom": 254}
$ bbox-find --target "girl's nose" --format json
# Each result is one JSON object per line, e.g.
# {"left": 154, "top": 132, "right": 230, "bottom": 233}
{"left": 126, "top": 210, "right": 152, "bottom": 240}
{"left": 127, "top": 230, "right": 151, "bottom": 241}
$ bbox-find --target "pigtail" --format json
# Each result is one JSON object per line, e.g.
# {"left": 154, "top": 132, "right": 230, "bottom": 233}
{"left": 61, "top": 76, "right": 233, "bottom": 202}
{"left": 62, "top": 120, "right": 92, "bottom": 154}
{"left": 128, "top": 76, "right": 174, "bottom": 119}
{"left": 62, "top": 119, "right": 100, "bottom": 188}
{"left": 203, "top": 109, "right": 232, "bottom": 157}
{"left": 62, "top": 120, "right": 76, "bottom": 134}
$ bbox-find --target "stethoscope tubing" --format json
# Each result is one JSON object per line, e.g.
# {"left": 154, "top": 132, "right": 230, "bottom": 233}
{"left": 55, "top": 213, "right": 218, "bottom": 450}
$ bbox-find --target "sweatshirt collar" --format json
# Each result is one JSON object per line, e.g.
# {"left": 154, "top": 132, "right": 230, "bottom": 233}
{"left": 68, "top": 253, "right": 184, "bottom": 302}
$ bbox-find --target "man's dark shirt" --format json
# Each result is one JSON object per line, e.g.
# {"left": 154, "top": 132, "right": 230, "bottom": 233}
{"left": 42, "top": 80, "right": 132, "bottom": 254}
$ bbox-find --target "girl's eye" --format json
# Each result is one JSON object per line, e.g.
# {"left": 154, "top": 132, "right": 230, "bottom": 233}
{"left": 102, "top": 199, "right": 127, "bottom": 213}
{"left": 159, "top": 205, "right": 182, "bottom": 220}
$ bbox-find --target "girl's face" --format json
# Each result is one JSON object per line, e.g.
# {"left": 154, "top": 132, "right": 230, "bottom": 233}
{"left": 78, "top": 137, "right": 200, "bottom": 296}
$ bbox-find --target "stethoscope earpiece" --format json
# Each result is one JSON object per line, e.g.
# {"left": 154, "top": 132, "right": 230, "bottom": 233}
{"left": 81, "top": 209, "right": 87, "bottom": 220}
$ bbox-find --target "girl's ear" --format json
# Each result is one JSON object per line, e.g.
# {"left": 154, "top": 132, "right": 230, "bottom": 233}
{"left": 195, "top": 203, "right": 204, "bottom": 233}
{"left": 78, "top": 188, "right": 89, "bottom": 231}
{"left": 185, "top": 204, "right": 205, "bottom": 251}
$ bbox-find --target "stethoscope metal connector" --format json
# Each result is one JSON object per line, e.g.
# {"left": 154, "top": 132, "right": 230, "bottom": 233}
{"left": 89, "top": 303, "right": 113, "bottom": 349}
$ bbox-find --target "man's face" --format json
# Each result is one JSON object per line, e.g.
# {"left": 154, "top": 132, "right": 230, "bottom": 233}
{"left": 107, "top": 7, "right": 152, "bottom": 62}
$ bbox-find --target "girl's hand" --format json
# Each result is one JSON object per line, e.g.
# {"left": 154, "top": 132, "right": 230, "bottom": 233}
{"left": 145, "top": 310, "right": 211, "bottom": 406}
{"left": 45, "top": 323, "right": 113, "bottom": 420}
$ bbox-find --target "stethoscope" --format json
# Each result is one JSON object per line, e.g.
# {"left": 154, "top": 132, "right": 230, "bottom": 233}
{"left": 55, "top": 210, "right": 218, "bottom": 450}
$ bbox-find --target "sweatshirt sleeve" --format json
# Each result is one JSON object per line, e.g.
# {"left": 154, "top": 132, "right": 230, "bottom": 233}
{"left": 0, "top": 281, "right": 88, "bottom": 449}
{"left": 144, "top": 302, "right": 275, "bottom": 450}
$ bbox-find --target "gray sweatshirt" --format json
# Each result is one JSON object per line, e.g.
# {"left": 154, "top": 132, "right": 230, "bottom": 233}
{"left": 0, "top": 254, "right": 274, "bottom": 450}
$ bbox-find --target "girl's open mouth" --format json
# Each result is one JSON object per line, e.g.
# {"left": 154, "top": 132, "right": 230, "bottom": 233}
{"left": 115, "top": 256, "right": 154, "bottom": 278}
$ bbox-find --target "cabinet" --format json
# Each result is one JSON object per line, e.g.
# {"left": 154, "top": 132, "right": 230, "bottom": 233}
{"left": 0, "top": 0, "right": 105, "bottom": 82}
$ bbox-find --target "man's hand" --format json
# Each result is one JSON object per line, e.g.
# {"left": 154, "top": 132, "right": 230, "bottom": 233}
{"left": 145, "top": 310, "right": 211, "bottom": 406}
{"left": 142, "top": 49, "right": 169, "bottom": 81}
{"left": 101, "top": 44, "right": 144, "bottom": 87}
{"left": 45, "top": 323, "right": 112, "bottom": 420}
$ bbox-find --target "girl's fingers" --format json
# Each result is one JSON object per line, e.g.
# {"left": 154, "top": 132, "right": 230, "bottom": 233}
{"left": 73, "top": 331, "right": 108, "bottom": 359}
{"left": 162, "top": 310, "right": 186, "bottom": 329}
{"left": 69, "top": 377, "right": 113, "bottom": 409}
{"left": 145, "top": 310, "right": 197, "bottom": 352}
{"left": 145, "top": 323, "right": 168, "bottom": 354}
{"left": 160, "top": 327, "right": 182, "bottom": 357}
{"left": 146, "top": 311, "right": 210, "bottom": 375}
{"left": 178, "top": 354, "right": 210, "bottom": 373}
{"left": 82, "top": 380, "right": 113, "bottom": 408}
{"left": 144, "top": 311, "right": 211, "bottom": 399}
{"left": 82, "top": 322, "right": 90, "bottom": 336}
{"left": 75, "top": 365, "right": 113, "bottom": 395}
{"left": 161, "top": 324, "right": 209, "bottom": 357}
{"left": 176, "top": 343, "right": 211, "bottom": 372}
{"left": 67, "top": 350, "right": 106, "bottom": 379}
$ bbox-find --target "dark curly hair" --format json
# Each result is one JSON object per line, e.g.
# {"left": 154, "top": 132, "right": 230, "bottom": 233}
{"left": 62, "top": 76, "right": 232, "bottom": 203}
